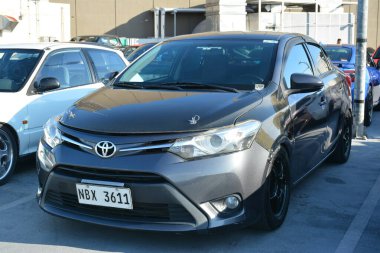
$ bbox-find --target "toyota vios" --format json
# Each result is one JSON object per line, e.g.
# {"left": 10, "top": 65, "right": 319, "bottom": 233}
{"left": 37, "top": 32, "right": 352, "bottom": 231}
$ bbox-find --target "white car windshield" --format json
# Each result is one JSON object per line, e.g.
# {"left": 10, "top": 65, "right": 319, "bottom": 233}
{"left": 0, "top": 49, "right": 42, "bottom": 92}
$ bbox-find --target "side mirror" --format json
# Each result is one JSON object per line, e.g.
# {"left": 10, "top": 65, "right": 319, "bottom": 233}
{"left": 376, "top": 60, "right": 380, "bottom": 70}
{"left": 35, "top": 77, "right": 60, "bottom": 92}
{"left": 101, "top": 71, "right": 119, "bottom": 84}
{"left": 288, "top": 73, "right": 324, "bottom": 95}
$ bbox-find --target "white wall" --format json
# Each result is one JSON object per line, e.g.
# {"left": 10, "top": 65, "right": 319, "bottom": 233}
{"left": 248, "top": 12, "right": 355, "bottom": 44}
{"left": 0, "top": 0, "right": 70, "bottom": 43}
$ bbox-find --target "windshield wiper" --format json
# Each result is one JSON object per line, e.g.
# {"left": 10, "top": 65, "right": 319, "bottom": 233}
{"left": 112, "top": 82, "right": 144, "bottom": 89}
{"left": 143, "top": 84, "right": 184, "bottom": 91}
{"left": 113, "top": 82, "right": 183, "bottom": 91}
{"left": 159, "top": 82, "right": 239, "bottom": 93}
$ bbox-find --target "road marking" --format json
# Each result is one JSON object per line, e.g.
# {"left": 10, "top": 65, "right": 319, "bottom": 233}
{"left": 0, "top": 195, "right": 35, "bottom": 212}
{"left": 335, "top": 173, "right": 380, "bottom": 253}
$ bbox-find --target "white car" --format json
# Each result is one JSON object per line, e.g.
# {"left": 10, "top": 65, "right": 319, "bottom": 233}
{"left": 0, "top": 42, "right": 128, "bottom": 185}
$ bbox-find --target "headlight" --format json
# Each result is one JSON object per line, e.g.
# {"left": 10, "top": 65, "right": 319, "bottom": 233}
{"left": 169, "top": 120, "right": 261, "bottom": 159}
{"left": 43, "top": 116, "right": 62, "bottom": 148}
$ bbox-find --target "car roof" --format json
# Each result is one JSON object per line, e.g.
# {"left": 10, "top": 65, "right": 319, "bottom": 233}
{"left": 167, "top": 31, "right": 310, "bottom": 43}
{"left": 0, "top": 42, "right": 120, "bottom": 51}
{"left": 324, "top": 44, "right": 355, "bottom": 49}
{"left": 75, "top": 35, "right": 119, "bottom": 38}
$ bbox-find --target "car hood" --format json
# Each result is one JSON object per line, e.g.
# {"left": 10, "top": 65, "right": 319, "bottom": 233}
{"left": 60, "top": 86, "right": 263, "bottom": 134}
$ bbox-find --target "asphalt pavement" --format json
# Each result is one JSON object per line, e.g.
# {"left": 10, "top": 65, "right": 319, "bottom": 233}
{"left": 1, "top": 113, "right": 380, "bottom": 253}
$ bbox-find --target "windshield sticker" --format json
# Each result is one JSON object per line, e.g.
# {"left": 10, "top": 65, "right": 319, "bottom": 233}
{"left": 263, "top": 40, "right": 278, "bottom": 44}
{"left": 255, "top": 84, "right": 265, "bottom": 91}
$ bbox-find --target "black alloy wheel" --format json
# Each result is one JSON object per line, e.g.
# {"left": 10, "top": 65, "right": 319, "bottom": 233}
{"left": 257, "top": 147, "right": 290, "bottom": 230}
{"left": 364, "top": 87, "right": 373, "bottom": 127}
{"left": 331, "top": 114, "right": 352, "bottom": 164}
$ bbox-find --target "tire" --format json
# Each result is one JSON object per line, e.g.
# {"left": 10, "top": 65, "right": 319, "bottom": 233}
{"left": 330, "top": 114, "right": 352, "bottom": 164}
{"left": 364, "top": 87, "right": 373, "bottom": 127}
{"left": 0, "top": 126, "right": 17, "bottom": 186}
{"left": 255, "top": 147, "right": 291, "bottom": 230}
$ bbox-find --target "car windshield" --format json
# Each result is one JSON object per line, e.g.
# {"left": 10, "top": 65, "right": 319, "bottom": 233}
{"left": 126, "top": 43, "right": 156, "bottom": 62}
{"left": 324, "top": 46, "right": 353, "bottom": 62}
{"left": 0, "top": 49, "right": 42, "bottom": 92}
{"left": 116, "top": 39, "right": 278, "bottom": 91}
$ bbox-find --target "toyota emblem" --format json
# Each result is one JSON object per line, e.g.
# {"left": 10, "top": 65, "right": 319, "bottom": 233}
{"left": 95, "top": 141, "right": 116, "bottom": 158}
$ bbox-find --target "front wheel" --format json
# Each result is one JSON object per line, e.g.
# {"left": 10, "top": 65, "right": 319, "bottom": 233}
{"left": 364, "top": 88, "right": 373, "bottom": 127}
{"left": 0, "top": 126, "right": 17, "bottom": 186}
{"left": 256, "top": 147, "right": 290, "bottom": 230}
{"left": 331, "top": 114, "right": 352, "bottom": 164}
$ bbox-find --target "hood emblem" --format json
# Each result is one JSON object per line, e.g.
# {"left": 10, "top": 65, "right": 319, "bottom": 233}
{"left": 95, "top": 141, "right": 116, "bottom": 158}
{"left": 189, "top": 115, "right": 200, "bottom": 125}
{"left": 68, "top": 111, "right": 76, "bottom": 119}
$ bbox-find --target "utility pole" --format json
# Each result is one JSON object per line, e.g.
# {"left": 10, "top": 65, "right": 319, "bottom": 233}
{"left": 354, "top": 0, "right": 368, "bottom": 139}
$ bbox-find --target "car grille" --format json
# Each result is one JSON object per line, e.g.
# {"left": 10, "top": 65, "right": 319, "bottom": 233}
{"left": 45, "top": 190, "right": 195, "bottom": 224}
{"left": 54, "top": 166, "right": 165, "bottom": 183}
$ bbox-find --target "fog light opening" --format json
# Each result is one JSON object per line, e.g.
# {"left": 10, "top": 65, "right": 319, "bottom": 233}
{"left": 211, "top": 194, "right": 241, "bottom": 214}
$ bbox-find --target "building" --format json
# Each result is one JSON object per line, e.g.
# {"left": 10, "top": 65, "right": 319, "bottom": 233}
{"left": 0, "top": 0, "right": 70, "bottom": 43}
{"left": 1, "top": 0, "right": 380, "bottom": 48}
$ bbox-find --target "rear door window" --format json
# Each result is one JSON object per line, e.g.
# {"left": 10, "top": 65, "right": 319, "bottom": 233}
{"left": 86, "top": 49, "right": 126, "bottom": 81}
{"left": 306, "top": 43, "right": 332, "bottom": 75}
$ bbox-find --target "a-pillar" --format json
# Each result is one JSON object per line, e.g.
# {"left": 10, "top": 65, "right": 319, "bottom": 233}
{"left": 205, "top": 0, "right": 247, "bottom": 32}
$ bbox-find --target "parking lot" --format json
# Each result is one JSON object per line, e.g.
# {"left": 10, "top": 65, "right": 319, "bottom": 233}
{"left": 0, "top": 114, "right": 379, "bottom": 253}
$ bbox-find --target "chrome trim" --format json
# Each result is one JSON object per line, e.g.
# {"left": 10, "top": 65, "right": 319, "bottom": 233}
{"left": 119, "top": 143, "right": 172, "bottom": 152}
{"left": 61, "top": 136, "right": 92, "bottom": 150}
{"left": 80, "top": 179, "right": 124, "bottom": 187}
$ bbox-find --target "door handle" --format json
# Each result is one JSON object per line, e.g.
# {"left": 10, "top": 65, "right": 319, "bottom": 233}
{"left": 319, "top": 97, "right": 327, "bottom": 106}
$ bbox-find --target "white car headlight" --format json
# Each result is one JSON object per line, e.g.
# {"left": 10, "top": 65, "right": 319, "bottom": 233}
{"left": 169, "top": 120, "right": 261, "bottom": 159}
{"left": 43, "top": 116, "right": 62, "bottom": 148}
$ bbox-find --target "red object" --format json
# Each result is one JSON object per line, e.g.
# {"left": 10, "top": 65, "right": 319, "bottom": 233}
{"left": 344, "top": 74, "right": 352, "bottom": 97}
{"left": 373, "top": 46, "right": 380, "bottom": 65}
{"left": 344, "top": 69, "right": 355, "bottom": 83}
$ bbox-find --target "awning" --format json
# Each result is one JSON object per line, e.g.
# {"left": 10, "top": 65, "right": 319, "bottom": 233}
{"left": 0, "top": 15, "right": 18, "bottom": 31}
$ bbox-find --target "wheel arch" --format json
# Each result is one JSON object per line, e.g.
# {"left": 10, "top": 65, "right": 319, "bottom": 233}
{"left": 264, "top": 135, "right": 293, "bottom": 182}
{"left": 0, "top": 122, "right": 19, "bottom": 155}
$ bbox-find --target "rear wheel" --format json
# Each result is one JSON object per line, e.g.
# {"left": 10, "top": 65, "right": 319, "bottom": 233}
{"left": 256, "top": 147, "right": 290, "bottom": 230}
{"left": 364, "top": 88, "right": 373, "bottom": 127}
{"left": 331, "top": 114, "right": 352, "bottom": 164}
{"left": 0, "top": 126, "right": 17, "bottom": 186}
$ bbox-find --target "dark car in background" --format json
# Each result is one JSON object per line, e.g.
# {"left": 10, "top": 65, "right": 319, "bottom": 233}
{"left": 125, "top": 42, "right": 157, "bottom": 62}
{"left": 324, "top": 44, "right": 380, "bottom": 126}
{"left": 71, "top": 35, "right": 126, "bottom": 52}
{"left": 37, "top": 32, "right": 352, "bottom": 232}
{"left": 123, "top": 45, "right": 141, "bottom": 58}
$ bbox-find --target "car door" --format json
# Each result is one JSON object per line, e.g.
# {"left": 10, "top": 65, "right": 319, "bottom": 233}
{"left": 283, "top": 42, "right": 329, "bottom": 181}
{"left": 305, "top": 43, "right": 343, "bottom": 154}
{"left": 366, "top": 55, "right": 380, "bottom": 105}
{"left": 26, "top": 48, "right": 103, "bottom": 153}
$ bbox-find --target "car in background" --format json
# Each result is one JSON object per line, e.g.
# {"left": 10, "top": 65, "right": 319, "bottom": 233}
{"left": 0, "top": 43, "right": 128, "bottom": 185}
{"left": 324, "top": 44, "right": 380, "bottom": 126}
{"left": 37, "top": 32, "right": 352, "bottom": 232}
{"left": 125, "top": 43, "right": 157, "bottom": 62}
{"left": 71, "top": 35, "right": 126, "bottom": 52}
{"left": 373, "top": 46, "right": 380, "bottom": 65}
{"left": 123, "top": 45, "right": 141, "bottom": 58}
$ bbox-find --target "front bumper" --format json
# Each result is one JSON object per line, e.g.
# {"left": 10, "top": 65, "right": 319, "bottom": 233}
{"left": 37, "top": 131, "right": 270, "bottom": 232}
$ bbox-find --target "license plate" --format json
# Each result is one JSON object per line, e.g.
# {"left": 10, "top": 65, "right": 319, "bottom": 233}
{"left": 76, "top": 183, "right": 133, "bottom": 209}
